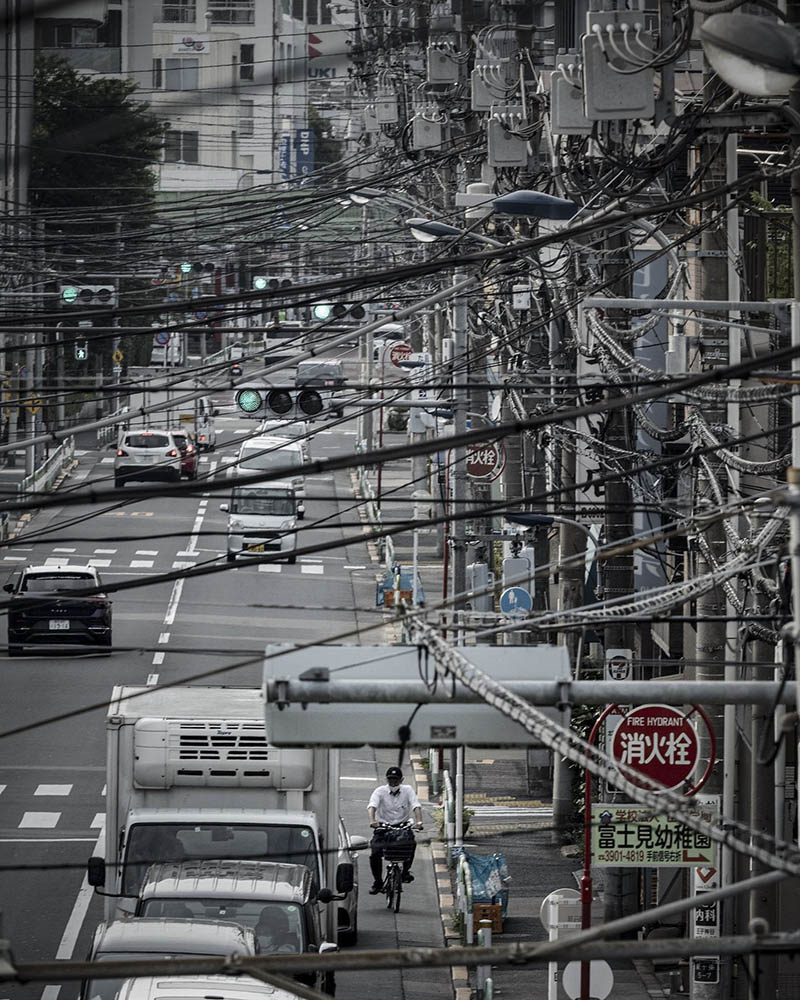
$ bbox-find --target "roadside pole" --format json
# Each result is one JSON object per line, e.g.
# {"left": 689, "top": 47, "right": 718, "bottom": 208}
{"left": 451, "top": 268, "right": 468, "bottom": 609}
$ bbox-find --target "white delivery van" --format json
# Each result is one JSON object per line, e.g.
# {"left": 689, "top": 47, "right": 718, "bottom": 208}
{"left": 231, "top": 435, "right": 306, "bottom": 507}
{"left": 220, "top": 482, "right": 299, "bottom": 563}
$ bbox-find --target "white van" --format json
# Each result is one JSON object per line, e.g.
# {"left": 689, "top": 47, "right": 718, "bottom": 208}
{"left": 220, "top": 482, "right": 299, "bottom": 564}
{"left": 231, "top": 435, "right": 305, "bottom": 508}
{"left": 115, "top": 975, "right": 295, "bottom": 1000}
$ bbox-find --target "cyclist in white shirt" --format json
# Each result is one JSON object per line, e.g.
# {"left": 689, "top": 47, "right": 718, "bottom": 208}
{"left": 367, "top": 766, "right": 423, "bottom": 893}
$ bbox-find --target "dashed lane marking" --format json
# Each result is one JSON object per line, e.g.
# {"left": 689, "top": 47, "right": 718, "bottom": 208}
{"left": 301, "top": 564, "right": 324, "bottom": 575}
{"left": 172, "top": 561, "right": 193, "bottom": 570}
{"left": 52, "top": 548, "right": 75, "bottom": 554}
{"left": 258, "top": 565, "right": 282, "bottom": 573}
{"left": 136, "top": 549, "right": 158, "bottom": 556}
{"left": 34, "top": 784, "right": 72, "bottom": 796}
{"left": 130, "top": 560, "right": 154, "bottom": 568}
{"left": 19, "top": 812, "right": 60, "bottom": 828}
{"left": 94, "top": 548, "right": 117, "bottom": 554}
{"left": 88, "top": 559, "right": 111, "bottom": 568}
{"left": 146, "top": 673, "right": 159, "bottom": 685}
{"left": 152, "top": 652, "right": 165, "bottom": 666}
{"left": 158, "top": 632, "right": 170, "bottom": 644}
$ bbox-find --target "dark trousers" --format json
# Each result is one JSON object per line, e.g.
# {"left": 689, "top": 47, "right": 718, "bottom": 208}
{"left": 370, "top": 831, "right": 416, "bottom": 881}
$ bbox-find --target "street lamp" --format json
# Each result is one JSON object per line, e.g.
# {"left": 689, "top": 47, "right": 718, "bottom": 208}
{"left": 699, "top": 13, "right": 800, "bottom": 97}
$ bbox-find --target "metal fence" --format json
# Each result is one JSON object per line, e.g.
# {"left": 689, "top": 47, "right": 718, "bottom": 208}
{"left": 18, "top": 437, "right": 75, "bottom": 496}
{"left": 96, "top": 406, "right": 129, "bottom": 449}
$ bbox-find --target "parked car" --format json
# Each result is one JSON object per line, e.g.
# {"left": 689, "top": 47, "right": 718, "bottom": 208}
{"left": 170, "top": 429, "right": 198, "bottom": 480}
{"left": 114, "top": 430, "right": 182, "bottom": 487}
{"left": 4, "top": 564, "right": 112, "bottom": 654}
{"left": 220, "top": 482, "right": 299, "bottom": 563}
{"left": 79, "top": 919, "right": 259, "bottom": 1000}
{"left": 136, "top": 860, "right": 338, "bottom": 993}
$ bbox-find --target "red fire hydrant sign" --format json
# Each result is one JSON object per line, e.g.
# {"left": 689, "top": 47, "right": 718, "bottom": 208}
{"left": 611, "top": 704, "right": 700, "bottom": 791}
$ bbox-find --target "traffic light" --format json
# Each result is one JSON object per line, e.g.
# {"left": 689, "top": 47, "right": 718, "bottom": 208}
{"left": 60, "top": 284, "right": 116, "bottom": 307}
{"left": 312, "top": 301, "right": 365, "bottom": 321}
{"left": 252, "top": 274, "right": 292, "bottom": 291}
{"left": 235, "top": 384, "right": 325, "bottom": 419}
{"left": 180, "top": 261, "right": 216, "bottom": 277}
{"left": 74, "top": 341, "right": 88, "bottom": 361}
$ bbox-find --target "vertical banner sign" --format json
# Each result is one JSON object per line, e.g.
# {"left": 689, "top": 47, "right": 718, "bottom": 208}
{"left": 295, "top": 129, "right": 315, "bottom": 176}
{"left": 278, "top": 135, "right": 291, "bottom": 180}
{"left": 692, "top": 794, "right": 721, "bottom": 986}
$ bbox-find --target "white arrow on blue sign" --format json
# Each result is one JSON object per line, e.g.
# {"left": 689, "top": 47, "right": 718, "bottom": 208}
{"left": 499, "top": 586, "right": 532, "bottom": 617}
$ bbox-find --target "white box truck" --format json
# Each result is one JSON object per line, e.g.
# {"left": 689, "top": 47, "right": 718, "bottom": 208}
{"left": 88, "top": 685, "right": 364, "bottom": 940}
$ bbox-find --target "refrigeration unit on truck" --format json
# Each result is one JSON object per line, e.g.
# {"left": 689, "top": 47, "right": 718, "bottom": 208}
{"left": 87, "top": 685, "right": 365, "bottom": 941}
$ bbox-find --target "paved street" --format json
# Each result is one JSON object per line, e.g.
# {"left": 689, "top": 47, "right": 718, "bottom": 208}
{"left": 0, "top": 400, "right": 449, "bottom": 1000}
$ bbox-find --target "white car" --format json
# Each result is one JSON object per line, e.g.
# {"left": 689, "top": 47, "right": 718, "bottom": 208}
{"left": 221, "top": 482, "right": 299, "bottom": 563}
{"left": 231, "top": 435, "right": 306, "bottom": 513}
{"left": 114, "top": 430, "right": 182, "bottom": 488}
{"left": 114, "top": 975, "right": 295, "bottom": 1000}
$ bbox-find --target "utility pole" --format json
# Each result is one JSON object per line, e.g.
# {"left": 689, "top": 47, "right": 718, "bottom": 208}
{"left": 451, "top": 268, "right": 468, "bottom": 610}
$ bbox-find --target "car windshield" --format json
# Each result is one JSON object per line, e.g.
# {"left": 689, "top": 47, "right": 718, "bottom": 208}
{"left": 124, "top": 434, "right": 170, "bottom": 449}
{"left": 238, "top": 447, "right": 302, "bottom": 471}
{"left": 21, "top": 573, "right": 95, "bottom": 593}
{"left": 140, "top": 899, "right": 305, "bottom": 954}
{"left": 297, "top": 363, "right": 341, "bottom": 380}
{"left": 122, "top": 823, "right": 319, "bottom": 896}
{"left": 171, "top": 433, "right": 188, "bottom": 449}
{"left": 231, "top": 489, "right": 294, "bottom": 516}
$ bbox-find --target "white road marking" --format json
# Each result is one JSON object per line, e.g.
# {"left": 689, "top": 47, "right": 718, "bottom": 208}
{"left": 176, "top": 550, "right": 199, "bottom": 558}
{"left": 100, "top": 456, "right": 114, "bottom": 464}
{"left": 172, "top": 561, "right": 193, "bottom": 570}
{"left": 52, "top": 548, "right": 75, "bottom": 554}
{"left": 0, "top": 784, "right": 5, "bottom": 795}
{"left": 0, "top": 837, "right": 96, "bottom": 844}
{"left": 158, "top": 632, "right": 170, "bottom": 644}
{"left": 130, "top": 559, "right": 154, "bottom": 568}
{"left": 146, "top": 673, "right": 159, "bottom": 686}
{"left": 136, "top": 549, "right": 158, "bottom": 556}
{"left": 258, "top": 565, "right": 282, "bottom": 573}
{"left": 301, "top": 564, "right": 324, "bottom": 575}
{"left": 88, "top": 558, "right": 111, "bottom": 568}
{"left": 2, "top": 555, "right": 25, "bottom": 562}
{"left": 101, "top": 785, "right": 106, "bottom": 796}
{"left": 341, "top": 776, "right": 377, "bottom": 781}
{"left": 19, "top": 812, "right": 60, "bottom": 828}
{"left": 198, "top": 500, "right": 208, "bottom": 508}
{"left": 90, "top": 813, "right": 104, "bottom": 828}
{"left": 54, "top": 827, "right": 104, "bottom": 962}
{"left": 93, "top": 548, "right": 117, "bottom": 554}
{"left": 152, "top": 652, "right": 165, "bottom": 666}
{"left": 164, "top": 578, "right": 185, "bottom": 626}
{"left": 40, "top": 987, "right": 60, "bottom": 1000}
{"left": 34, "top": 784, "right": 72, "bottom": 797}
{"left": 343, "top": 565, "right": 367, "bottom": 570}
{"left": 44, "top": 557, "right": 67, "bottom": 567}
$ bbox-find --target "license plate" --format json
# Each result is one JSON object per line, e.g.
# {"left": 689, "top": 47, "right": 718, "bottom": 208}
{"left": 247, "top": 543, "right": 265, "bottom": 552}
{"left": 49, "top": 620, "right": 70, "bottom": 631}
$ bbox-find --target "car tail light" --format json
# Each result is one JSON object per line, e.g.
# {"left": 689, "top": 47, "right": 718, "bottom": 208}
{"left": 166, "top": 449, "right": 178, "bottom": 457}
{"left": 185, "top": 444, "right": 194, "bottom": 454}
{"left": 117, "top": 449, "right": 128, "bottom": 457}
{"left": 198, "top": 434, "right": 207, "bottom": 442}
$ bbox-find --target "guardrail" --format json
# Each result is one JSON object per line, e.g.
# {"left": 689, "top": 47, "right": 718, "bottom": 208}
{"left": 96, "top": 406, "right": 129, "bottom": 448}
{"left": 455, "top": 851, "right": 474, "bottom": 944}
{"left": 476, "top": 922, "right": 494, "bottom": 999}
{"left": 355, "top": 448, "right": 395, "bottom": 569}
{"left": 18, "top": 436, "right": 75, "bottom": 496}
{"left": 442, "top": 768, "right": 455, "bottom": 853}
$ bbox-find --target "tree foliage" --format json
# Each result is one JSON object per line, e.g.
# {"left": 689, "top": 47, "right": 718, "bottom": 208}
{"left": 30, "top": 55, "right": 165, "bottom": 256}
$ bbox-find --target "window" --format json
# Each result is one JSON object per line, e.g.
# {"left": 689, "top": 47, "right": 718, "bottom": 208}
{"left": 208, "top": 0, "right": 254, "bottom": 24}
{"left": 152, "top": 58, "right": 162, "bottom": 89}
{"left": 159, "top": 1, "right": 197, "bottom": 22}
{"left": 239, "top": 100, "right": 254, "bottom": 138}
{"left": 164, "top": 57, "right": 198, "bottom": 90}
{"left": 293, "top": 0, "right": 303, "bottom": 19}
{"left": 240, "top": 43, "right": 254, "bottom": 80}
{"left": 164, "top": 130, "right": 199, "bottom": 163}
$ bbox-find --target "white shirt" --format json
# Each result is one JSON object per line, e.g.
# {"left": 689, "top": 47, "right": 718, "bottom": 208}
{"left": 368, "top": 783, "right": 421, "bottom": 824}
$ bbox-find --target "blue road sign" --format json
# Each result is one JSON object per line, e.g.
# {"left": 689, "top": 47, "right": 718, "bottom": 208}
{"left": 499, "top": 586, "right": 532, "bottom": 617}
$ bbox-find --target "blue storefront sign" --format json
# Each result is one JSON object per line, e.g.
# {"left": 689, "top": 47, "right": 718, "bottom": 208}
{"left": 277, "top": 134, "right": 291, "bottom": 180}
{"left": 295, "top": 128, "right": 315, "bottom": 176}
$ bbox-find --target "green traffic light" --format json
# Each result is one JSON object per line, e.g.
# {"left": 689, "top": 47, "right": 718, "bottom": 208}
{"left": 252, "top": 275, "right": 268, "bottom": 291}
{"left": 236, "top": 388, "right": 262, "bottom": 413}
{"left": 180, "top": 262, "right": 192, "bottom": 274}
{"left": 61, "top": 286, "right": 79, "bottom": 303}
{"left": 313, "top": 303, "right": 333, "bottom": 320}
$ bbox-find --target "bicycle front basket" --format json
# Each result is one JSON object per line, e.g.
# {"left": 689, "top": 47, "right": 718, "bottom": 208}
{"left": 383, "top": 830, "right": 415, "bottom": 862}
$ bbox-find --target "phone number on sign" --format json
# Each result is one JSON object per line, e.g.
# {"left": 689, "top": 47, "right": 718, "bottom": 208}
{"left": 596, "top": 849, "right": 646, "bottom": 863}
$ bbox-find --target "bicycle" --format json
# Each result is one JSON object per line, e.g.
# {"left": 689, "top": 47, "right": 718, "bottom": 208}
{"left": 375, "top": 821, "right": 415, "bottom": 913}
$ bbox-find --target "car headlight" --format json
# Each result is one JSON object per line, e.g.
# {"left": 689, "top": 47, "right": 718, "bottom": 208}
{"left": 280, "top": 520, "right": 296, "bottom": 531}
{"left": 230, "top": 519, "right": 244, "bottom": 531}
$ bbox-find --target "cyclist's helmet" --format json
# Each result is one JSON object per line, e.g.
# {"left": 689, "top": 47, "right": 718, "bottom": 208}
{"left": 386, "top": 766, "right": 403, "bottom": 781}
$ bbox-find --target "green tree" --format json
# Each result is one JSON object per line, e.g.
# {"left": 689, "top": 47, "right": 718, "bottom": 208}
{"left": 30, "top": 54, "right": 165, "bottom": 257}
{"left": 307, "top": 105, "right": 345, "bottom": 182}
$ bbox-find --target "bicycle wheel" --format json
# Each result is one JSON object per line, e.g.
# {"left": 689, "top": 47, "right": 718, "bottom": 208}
{"left": 393, "top": 869, "right": 402, "bottom": 913}
{"left": 384, "top": 865, "right": 396, "bottom": 909}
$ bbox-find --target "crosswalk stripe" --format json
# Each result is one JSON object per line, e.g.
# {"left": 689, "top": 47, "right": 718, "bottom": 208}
{"left": 34, "top": 784, "right": 72, "bottom": 796}
{"left": 19, "top": 812, "right": 60, "bottom": 828}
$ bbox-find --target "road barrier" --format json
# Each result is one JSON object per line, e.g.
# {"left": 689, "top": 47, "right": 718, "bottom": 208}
{"left": 456, "top": 851, "right": 474, "bottom": 944}
{"left": 442, "top": 768, "right": 455, "bottom": 851}
{"left": 96, "top": 406, "right": 129, "bottom": 448}
{"left": 18, "top": 437, "right": 75, "bottom": 496}
{"left": 355, "top": 452, "right": 395, "bottom": 569}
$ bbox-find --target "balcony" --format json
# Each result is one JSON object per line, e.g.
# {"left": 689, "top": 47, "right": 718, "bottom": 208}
{"left": 208, "top": 1, "right": 254, "bottom": 25}
{"left": 39, "top": 46, "right": 121, "bottom": 74}
{"left": 157, "top": 3, "right": 197, "bottom": 23}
